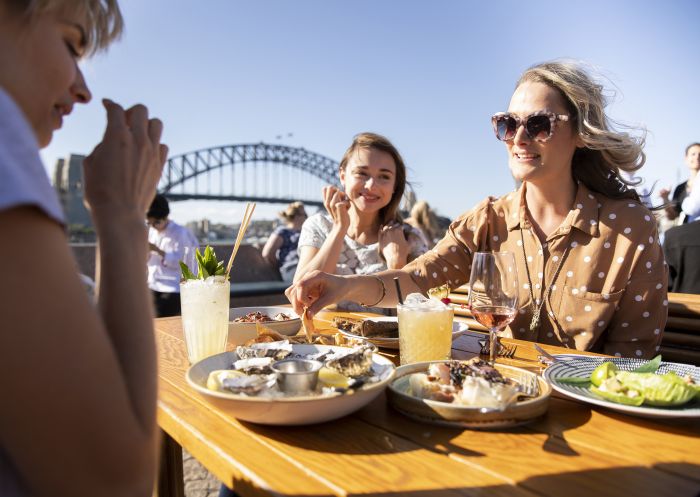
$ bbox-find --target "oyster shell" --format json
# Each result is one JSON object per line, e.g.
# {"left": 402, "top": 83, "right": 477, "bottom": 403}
{"left": 233, "top": 357, "right": 274, "bottom": 375}
{"left": 325, "top": 345, "right": 374, "bottom": 378}
{"left": 222, "top": 374, "right": 276, "bottom": 395}
{"left": 236, "top": 340, "right": 292, "bottom": 361}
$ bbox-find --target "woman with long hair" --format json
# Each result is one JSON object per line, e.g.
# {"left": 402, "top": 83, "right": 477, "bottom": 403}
{"left": 288, "top": 61, "right": 667, "bottom": 358}
{"left": 293, "top": 132, "right": 428, "bottom": 311}
{"left": 0, "top": 1, "right": 166, "bottom": 495}
{"left": 262, "top": 201, "right": 307, "bottom": 282}
{"left": 405, "top": 200, "right": 442, "bottom": 248}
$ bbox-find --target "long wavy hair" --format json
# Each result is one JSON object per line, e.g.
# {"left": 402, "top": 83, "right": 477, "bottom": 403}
{"left": 409, "top": 200, "right": 440, "bottom": 243}
{"left": 338, "top": 132, "right": 407, "bottom": 225}
{"left": 517, "top": 61, "right": 646, "bottom": 203}
{"left": 7, "top": 0, "right": 123, "bottom": 55}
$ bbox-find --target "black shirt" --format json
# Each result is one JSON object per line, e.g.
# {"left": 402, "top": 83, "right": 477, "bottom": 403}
{"left": 663, "top": 221, "right": 700, "bottom": 294}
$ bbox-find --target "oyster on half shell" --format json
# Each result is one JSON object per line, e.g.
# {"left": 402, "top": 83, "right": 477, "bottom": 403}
{"left": 325, "top": 345, "right": 374, "bottom": 378}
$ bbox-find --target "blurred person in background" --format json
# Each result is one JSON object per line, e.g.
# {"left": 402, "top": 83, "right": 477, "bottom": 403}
{"left": 663, "top": 220, "right": 700, "bottom": 294}
{"left": 288, "top": 60, "right": 667, "bottom": 359}
{"left": 147, "top": 193, "right": 199, "bottom": 317}
{"left": 261, "top": 201, "right": 307, "bottom": 282}
{"left": 293, "top": 132, "right": 427, "bottom": 312}
{"left": 659, "top": 142, "right": 700, "bottom": 225}
{"left": 405, "top": 200, "right": 442, "bottom": 248}
{"left": 0, "top": 1, "right": 167, "bottom": 496}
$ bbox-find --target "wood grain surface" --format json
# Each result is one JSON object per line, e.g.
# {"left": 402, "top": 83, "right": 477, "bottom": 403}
{"left": 155, "top": 310, "right": 700, "bottom": 497}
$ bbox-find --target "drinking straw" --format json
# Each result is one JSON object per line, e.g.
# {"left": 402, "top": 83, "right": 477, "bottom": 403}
{"left": 393, "top": 277, "right": 404, "bottom": 305}
{"left": 225, "top": 202, "right": 256, "bottom": 276}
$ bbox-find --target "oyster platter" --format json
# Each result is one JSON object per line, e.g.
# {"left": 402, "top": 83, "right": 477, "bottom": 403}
{"left": 387, "top": 357, "right": 552, "bottom": 428}
{"left": 186, "top": 340, "right": 395, "bottom": 425}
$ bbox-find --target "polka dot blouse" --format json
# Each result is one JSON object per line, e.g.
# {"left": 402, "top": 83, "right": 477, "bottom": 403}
{"left": 402, "top": 182, "right": 668, "bottom": 359}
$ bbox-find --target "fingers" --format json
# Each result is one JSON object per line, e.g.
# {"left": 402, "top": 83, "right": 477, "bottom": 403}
{"left": 285, "top": 284, "right": 305, "bottom": 316}
{"left": 102, "top": 99, "right": 126, "bottom": 134}
{"left": 147, "top": 118, "right": 164, "bottom": 146}
{"left": 158, "top": 144, "right": 169, "bottom": 167}
{"left": 322, "top": 186, "right": 336, "bottom": 222}
{"left": 124, "top": 104, "right": 149, "bottom": 140}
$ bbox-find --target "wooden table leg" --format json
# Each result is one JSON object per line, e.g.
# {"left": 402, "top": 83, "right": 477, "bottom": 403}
{"left": 156, "top": 430, "right": 185, "bottom": 497}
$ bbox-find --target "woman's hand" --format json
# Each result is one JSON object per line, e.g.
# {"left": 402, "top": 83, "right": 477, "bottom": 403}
{"left": 83, "top": 99, "right": 168, "bottom": 221}
{"left": 379, "top": 222, "right": 410, "bottom": 269}
{"left": 286, "top": 270, "right": 350, "bottom": 316}
{"left": 322, "top": 186, "right": 350, "bottom": 232}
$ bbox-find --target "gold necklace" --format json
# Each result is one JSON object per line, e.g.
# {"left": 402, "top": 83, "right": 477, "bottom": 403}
{"left": 519, "top": 228, "right": 570, "bottom": 331}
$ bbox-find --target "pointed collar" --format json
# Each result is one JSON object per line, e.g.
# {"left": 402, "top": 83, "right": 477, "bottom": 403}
{"left": 505, "top": 182, "right": 600, "bottom": 238}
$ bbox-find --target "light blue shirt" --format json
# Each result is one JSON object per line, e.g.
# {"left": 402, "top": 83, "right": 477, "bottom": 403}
{"left": 0, "top": 87, "right": 64, "bottom": 225}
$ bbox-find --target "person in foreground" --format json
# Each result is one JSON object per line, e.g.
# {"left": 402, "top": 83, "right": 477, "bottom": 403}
{"left": 288, "top": 61, "right": 667, "bottom": 359}
{"left": 0, "top": 1, "right": 167, "bottom": 496}
{"left": 293, "top": 132, "right": 427, "bottom": 312}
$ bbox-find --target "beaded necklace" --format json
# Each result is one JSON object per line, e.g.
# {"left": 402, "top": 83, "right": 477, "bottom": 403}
{"left": 518, "top": 227, "right": 570, "bottom": 331}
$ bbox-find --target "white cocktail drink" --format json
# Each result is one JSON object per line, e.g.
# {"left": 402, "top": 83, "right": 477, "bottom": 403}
{"left": 180, "top": 275, "right": 230, "bottom": 363}
{"left": 398, "top": 294, "right": 454, "bottom": 365}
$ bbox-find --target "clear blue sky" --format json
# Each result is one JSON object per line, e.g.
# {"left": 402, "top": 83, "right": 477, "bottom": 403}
{"left": 40, "top": 0, "right": 700, "bottom": 224}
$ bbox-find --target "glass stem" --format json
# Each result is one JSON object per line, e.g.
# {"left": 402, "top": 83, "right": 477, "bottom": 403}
{"left": 489, "top": 329, "right": 497, "bottom": 365}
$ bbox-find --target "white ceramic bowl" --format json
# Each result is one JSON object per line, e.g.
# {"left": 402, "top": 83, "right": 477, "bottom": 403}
{"left": 228, "top": 306, "right": 301, "bottom": 345}
{"left": 186, "top": 344, "right": 396, "bottom": 425}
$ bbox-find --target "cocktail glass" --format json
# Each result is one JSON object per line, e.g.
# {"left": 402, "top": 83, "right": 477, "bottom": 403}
{"left": 397, "top": 293, "right": 454, "bottom": 365}
{"left": 180, "top": 275, "right": 230, "bottom": 364}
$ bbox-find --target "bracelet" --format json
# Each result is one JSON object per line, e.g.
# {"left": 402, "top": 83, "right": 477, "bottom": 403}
{"left": 359, "top": 275, "right": 386, "bottom": 307}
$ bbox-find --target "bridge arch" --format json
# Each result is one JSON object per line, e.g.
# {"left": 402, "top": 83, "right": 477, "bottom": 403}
{"left": 158, "top": 143, "right": 340, "bottom": 206}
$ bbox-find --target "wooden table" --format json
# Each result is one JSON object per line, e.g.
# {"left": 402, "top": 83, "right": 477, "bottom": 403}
{"left": 155, "top": 310, "right": 700, "bottom": 497}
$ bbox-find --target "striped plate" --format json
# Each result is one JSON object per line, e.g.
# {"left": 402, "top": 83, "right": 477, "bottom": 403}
{"left": 543, "top": 356, "right": 700, "bottom": 419}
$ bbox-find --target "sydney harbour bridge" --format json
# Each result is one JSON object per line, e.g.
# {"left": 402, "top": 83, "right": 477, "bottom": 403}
{"left": 158, "top": 143, "right": 341, "bottom": 207}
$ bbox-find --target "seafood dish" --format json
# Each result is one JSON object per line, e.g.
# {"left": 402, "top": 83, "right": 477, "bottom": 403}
{"left": 407, "top": 358, "right": 520, "bottom": 409}
{"left": 205, "top": 341, "right": 385, "bottom": 398}
{"left": 233, "top": 311, "right": 292, "bottom": 323}
{"left": 187, "top": 343, "right": 396, "bottom": 425}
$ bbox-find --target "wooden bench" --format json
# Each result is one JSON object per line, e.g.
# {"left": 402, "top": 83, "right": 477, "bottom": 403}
{"left": 663, "top": 293, "right": 700, "bottom": 365}
{"left": 448, "top": 285, "right": 700, "bottom": 365}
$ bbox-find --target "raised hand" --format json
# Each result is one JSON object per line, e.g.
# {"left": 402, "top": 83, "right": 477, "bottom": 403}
{"left": 322, "top": 186, "right": 350, "bottom": 231}
{"left": 379, "top": 222, "right": 410, "bottom": 269}
{"left": 83, "top": 99, "right": 168, "bottom": 221}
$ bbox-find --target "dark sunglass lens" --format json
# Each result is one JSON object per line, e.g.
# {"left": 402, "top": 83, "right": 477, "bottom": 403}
{"left": 496, "top": 116, "right": 517, "bottom": 140}
{"left": 526, "top": 115, "right": 551, "bottom": 140}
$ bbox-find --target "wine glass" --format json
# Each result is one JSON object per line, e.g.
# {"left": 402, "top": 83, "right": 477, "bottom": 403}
{"left": 468, "top": 251, "right": 519, "bottom": 364}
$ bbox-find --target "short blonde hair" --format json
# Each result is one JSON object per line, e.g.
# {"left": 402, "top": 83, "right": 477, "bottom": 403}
{"left": 10, "top": 0, "right": 123, "bottom": 55}
{"left": 518, "top": 60, "right": 646, "bottom": 202}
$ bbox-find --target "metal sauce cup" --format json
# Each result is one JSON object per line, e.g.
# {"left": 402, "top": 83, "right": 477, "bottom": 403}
{"left": 272, "top": 359, "right": 322, "bottom": 395}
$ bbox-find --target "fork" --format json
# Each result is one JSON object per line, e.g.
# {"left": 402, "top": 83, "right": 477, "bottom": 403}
{"left": 478, "top": 338, "right": 518, "bottom": 359}
{"left": 517, "top": 374, "right": 540, "bottom": 398}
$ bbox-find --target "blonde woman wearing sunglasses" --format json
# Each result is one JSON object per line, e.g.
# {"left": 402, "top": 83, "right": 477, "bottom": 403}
{"left": 288, "top": 60, "right": 667, "bottom": 360}
{"left": 0, "top": 1, "right": 166, "bottom": 495}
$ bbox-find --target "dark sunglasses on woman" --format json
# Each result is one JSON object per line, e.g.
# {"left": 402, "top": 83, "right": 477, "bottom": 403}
{"left": 491, "top": 111, "right": 569, "bottom": 142}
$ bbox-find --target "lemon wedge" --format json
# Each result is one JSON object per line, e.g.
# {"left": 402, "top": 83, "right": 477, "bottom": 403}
{"left": 318, "top": 367, "right": 351, "bottom": 389}
{"left": 427, "top": 283, "right": 450, "bottom": 300}
{"left": 206, "top": 370, "right": 246, "bottom": 392}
